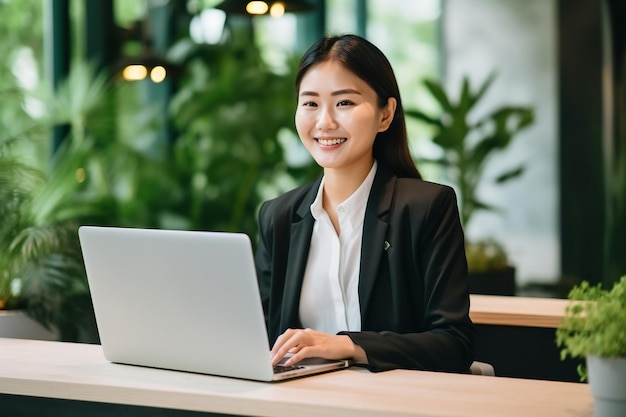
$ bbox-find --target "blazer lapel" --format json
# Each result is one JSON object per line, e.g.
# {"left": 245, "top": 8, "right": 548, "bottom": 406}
{"left": 359, "top": 165, "right": 396, "bottom": 319}
{"left": 280, "top": 181, "right": 319, "bottom": 328}
{"left": 277, "top": 170, "right": 396, "bottom": 328}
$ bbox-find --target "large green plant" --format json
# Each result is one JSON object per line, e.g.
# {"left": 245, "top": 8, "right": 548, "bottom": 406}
{"left": 556, "top": 275, "right": 626, "bottom": 380}
{"left": 1, "top": 36, "right": 318, "bottom": 340}
{"left": 406, "top": 74, "right": 534, "bottom": 273}
{"left": 164, "top": 39, "right": 319, "bottom": 238}
{"left": 0, "top": 61, "right": 114, "bottom": 341}
{"left": 406, "top": 74, "right": 534, "bottom": 229}
{"left": 80, "top": 39, "right": 319, "bottom": 240}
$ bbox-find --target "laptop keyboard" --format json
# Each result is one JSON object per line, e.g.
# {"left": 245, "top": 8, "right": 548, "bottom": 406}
{"left": 273, "top": 364, "right": 304, "bottom": 374}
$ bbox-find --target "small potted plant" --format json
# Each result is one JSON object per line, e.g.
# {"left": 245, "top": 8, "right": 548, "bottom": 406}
{"left": 406, "top": 73, "right": 534, "bottom": 295}
{"left": 556, "top": 275, "right": 626, "bottom": 417}
{"left": 464, "top": 238, "right": 515, "bottom": 296}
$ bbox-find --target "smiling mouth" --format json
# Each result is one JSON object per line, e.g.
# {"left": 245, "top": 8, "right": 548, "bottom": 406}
{"left": 316, "top": 138, "right": 347, "bottom": 146}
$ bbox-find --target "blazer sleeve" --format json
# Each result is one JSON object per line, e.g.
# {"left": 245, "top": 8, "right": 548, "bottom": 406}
{"left": 254, "top": 189, "right": 311, "bottom": 344}
{"left": 341, "top": 185, "right": 475, "bottom": 373}
{"left": 255, "top": 200, "right": 275, "bottom": 331}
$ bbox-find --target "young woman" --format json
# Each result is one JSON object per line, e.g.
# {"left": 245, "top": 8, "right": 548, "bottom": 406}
{"left": 254, "top": 34, "right": 474, "bottom": 373}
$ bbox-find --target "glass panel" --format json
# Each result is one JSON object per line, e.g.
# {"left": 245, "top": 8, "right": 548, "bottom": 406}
{"left": 366, "top": 0, "right": 443, "bottom": 175}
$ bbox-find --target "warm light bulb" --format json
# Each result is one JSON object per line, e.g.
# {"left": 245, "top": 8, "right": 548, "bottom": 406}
{"left": 269, "top": 2, "right": 285, "bottom": 17}
{"left": 246, "top": 1, "right": 269, "bottom": 14}
{"left": 122, "top": 65, "right": 148, "bottom": 81}
{"left": 150, "top": 66, "right": 167, "bottom": 83}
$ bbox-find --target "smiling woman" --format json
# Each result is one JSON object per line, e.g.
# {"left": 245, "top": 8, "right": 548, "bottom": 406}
{"left": 254, "top": 34, "right": 475, "bottom": 374}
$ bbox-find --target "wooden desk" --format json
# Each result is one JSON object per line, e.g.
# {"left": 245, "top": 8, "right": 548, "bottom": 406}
{"left": 469, "top": 294, "right": 569, "bottom": 328}
{"left": 0, "top": 338, "right": 593, "bottom": 417}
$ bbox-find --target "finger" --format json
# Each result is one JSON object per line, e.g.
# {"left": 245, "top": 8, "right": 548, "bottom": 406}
{"left": 271, "top": 331, "right": 306, "bottom": 365}
{"left": 270, "top": 328, "right": 298, "bottom": 356}
{"left": 271, "top": 342, "right": 297, "bottom": 365}
{"left": 284, "top": 346, "right": 315, "bottom": 366}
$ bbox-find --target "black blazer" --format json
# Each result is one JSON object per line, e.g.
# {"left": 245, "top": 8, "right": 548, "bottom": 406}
{"left": 254, "top": 164, "right": 475, "bottom": 373}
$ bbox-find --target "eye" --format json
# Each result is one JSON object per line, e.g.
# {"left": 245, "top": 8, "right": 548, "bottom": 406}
{"left": 337, "top": 100, "right": 354, "bottom": 107}
{"left": 301, "top": 101, "right": 317, "bottom": 108}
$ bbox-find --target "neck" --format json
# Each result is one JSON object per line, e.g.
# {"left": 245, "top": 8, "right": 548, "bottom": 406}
{"left": 322, "top": 161, "right": 374, "bottom": 206}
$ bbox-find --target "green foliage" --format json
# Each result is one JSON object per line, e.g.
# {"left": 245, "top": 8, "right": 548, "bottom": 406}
{"left": 465, "top": 238, "right": 509, "bottom": 273}
{"left": 405, "top": 73, "right": 534, "bottom": 229}
{"left": 405, "top": 73, "right": 534, "bottom": 273}
{"left": 71, "top": 38, "right": 319, "bottom": 239}
{"left": 0, "top": 0, "right": 44, "bottom": 148}
{"left": 164, "top": 38, "right": 319, "bottom": 237}
{"left": 556, "top": 276, "right": 626, "bottom": 380}
{"left": 1, "top": 0, "right": 316, "bottom": 340}
{"left": 2, "top": 31, "right": 318, "bottom": 343}
{"left": 0, "top": 61, "right": 114, "bottom": 341}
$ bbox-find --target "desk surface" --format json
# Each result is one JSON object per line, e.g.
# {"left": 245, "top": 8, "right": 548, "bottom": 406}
{"left": 0, "top": 338, "right": 593, "bottom": 417}
{"left": 469, "top": 294, "right": 569, "bottom": 328}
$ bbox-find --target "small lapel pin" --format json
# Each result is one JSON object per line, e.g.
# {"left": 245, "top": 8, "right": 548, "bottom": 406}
{"left": 384, "top": 241, "right": 391, "bottom": 251}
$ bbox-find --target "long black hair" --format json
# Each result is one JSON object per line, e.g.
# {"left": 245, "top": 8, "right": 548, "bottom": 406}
{"left": 295, "top": 34, "right": 421, "bottom": 179}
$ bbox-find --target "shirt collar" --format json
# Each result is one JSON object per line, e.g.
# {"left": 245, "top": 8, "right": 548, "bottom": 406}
{"left": 310, "top": 161, "right": 378, "bottom": 228}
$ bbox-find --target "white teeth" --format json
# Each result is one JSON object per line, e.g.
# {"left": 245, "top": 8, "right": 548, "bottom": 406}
{"left": 318, "top": 138, "right": 346, "bottom": 146}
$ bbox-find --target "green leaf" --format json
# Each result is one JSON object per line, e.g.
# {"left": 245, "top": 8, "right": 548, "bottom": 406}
{"left": 416, "top": 157, "right": 452, "bottom": 167}
{"left": 423, "top": 78, "right": 453, "bottom": 112}
{"left": 468, "top": 198, "right": 498, "bottom": 213}
{"left": 495, "top": 166, "right": 525, "bottom": 183}
{"left": 404, "top": 109, "right": 442, "bottom": 127}
{"left": 469, "top": 136, "right": 502, "bottom": 170}
{"left": 458, "top": 77, "right": 472, "bottom": 115}
{"left": 433, "top": 127, "right": 466, "bottom": 150}
{"left": 470, "top": 71, "right": 497, "bottom": 109}
{"left": 556, "top": 276, "right": 626, "bottom": 366}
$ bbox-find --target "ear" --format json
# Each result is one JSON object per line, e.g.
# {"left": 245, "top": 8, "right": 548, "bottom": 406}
{"left": 378, "top": 97, "right": 397, "bottom": 132}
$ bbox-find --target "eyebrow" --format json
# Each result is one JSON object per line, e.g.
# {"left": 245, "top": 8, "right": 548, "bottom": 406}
{"left": 299, "top": 88, "right": 362, "bottom": 97}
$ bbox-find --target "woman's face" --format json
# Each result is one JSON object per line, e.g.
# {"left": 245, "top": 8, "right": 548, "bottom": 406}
{"left": 295, "top": 60, "right": 395, "bottom": 175}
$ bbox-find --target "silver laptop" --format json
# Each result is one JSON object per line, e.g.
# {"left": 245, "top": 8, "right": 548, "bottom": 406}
{"left": 78, "top": 226, "right": 350, "bottom": 382}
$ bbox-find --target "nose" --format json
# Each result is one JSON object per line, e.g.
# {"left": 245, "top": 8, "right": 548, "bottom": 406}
{"left": 316, "top": 107, "right": 337, "bottom": 130}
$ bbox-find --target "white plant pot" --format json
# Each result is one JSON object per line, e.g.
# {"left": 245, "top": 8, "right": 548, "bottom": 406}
{"left": 0, "top": 310, "right": 58, "bottom": 340}
{"left": 587, "top": 355, "right": 626, "bottom": 417}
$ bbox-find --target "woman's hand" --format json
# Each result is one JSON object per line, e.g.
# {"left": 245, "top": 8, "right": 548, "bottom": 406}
{"left": 270, "top": 328, "right": 367, "bottom": 366}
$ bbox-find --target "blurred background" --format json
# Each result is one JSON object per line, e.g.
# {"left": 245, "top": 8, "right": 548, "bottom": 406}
{"left": 0, "top": 0, "right": 624, "bottom": 343}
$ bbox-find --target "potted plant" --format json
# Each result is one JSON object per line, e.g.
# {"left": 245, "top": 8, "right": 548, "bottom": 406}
{"left": 0, "top": 61, "right": 113, "bottom": 342}
{"left": 0, "top": 138, "right": 94, "bottom": 341}
{"left": 405, "top": 73, "right": 534, "bottom": 295}
{"left": 463, "top": 238, "right": 515, "bottom": 296}
{"left": 556, "top": 275, "right": 626, "bottom": 417}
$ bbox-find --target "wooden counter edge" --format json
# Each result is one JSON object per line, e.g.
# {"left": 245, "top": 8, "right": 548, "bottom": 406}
{"left": 469, "top": 294, "right": 570, "bottom": 328}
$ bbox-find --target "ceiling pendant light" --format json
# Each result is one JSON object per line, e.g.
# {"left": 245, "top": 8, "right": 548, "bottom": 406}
{"left": 269, "top": 2, "right": 285, "bottom": 17}
{"left": 214, "top": 0, "right": 314, "bottom": 15}
{"left": 117, "top": 17, "right": 182, "bottom": 83}
{"left": 246, "top": 1, "right": 269, "bottom": 15}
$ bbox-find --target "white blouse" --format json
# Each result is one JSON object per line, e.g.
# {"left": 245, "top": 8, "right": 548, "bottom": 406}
{"left": 298, "top": 162, "right": 378, "bottom": 334}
